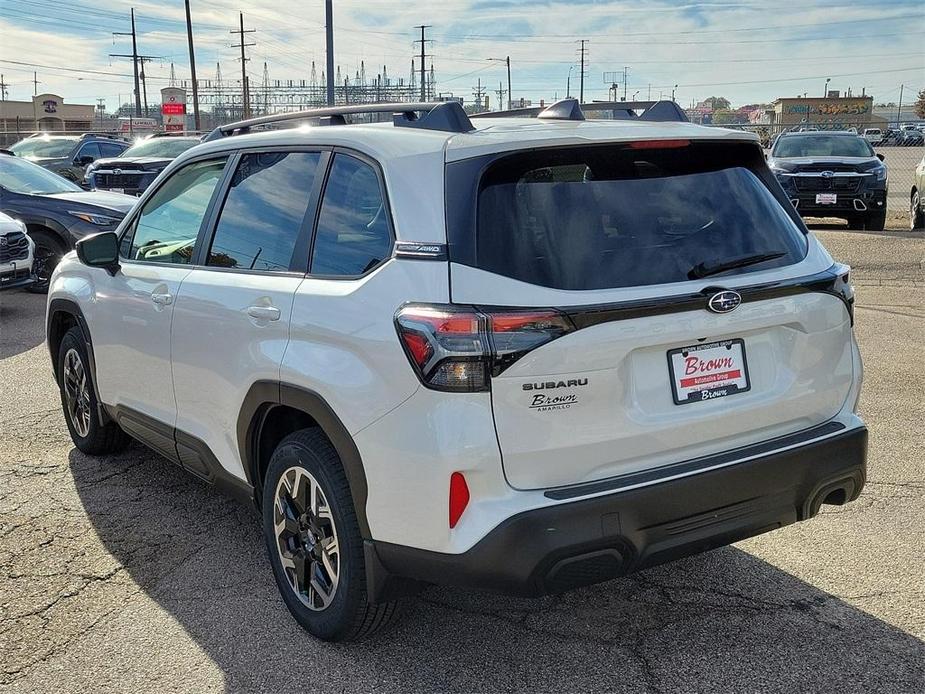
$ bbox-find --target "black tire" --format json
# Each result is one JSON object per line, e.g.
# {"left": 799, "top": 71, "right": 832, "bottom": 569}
{"left": 57, "top": 326, "right": 131, "bottom": 455}
{"left": 863, "top": 209, "right": 887, "bottom": 232}
{"left": 911, "top": 191, "right": 925, "bottom": 230}
{"left": 262, "top": 428, "right": 399, "bottom": 642}
{"left": 845, "top": 214, "right": 863, "bottom": 230}
{"left": 27, "top": 229, "right": 66, "bottom": 294}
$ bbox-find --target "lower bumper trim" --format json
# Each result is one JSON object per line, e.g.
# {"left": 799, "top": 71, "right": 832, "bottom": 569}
{"left": 366, "top": 425, "right": 867, "bottom": 601}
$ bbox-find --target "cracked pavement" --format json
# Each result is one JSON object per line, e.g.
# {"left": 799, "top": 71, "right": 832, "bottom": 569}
{"left": 1, "top": 228, "right": 923, "bottom": 693}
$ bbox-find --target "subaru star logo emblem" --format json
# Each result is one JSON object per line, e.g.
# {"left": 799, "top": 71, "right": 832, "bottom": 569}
{"left": 0, "top": 237, "right": 7, "bottom": 247}
{"left": 820, "top": 170, "right": 835, "bottom": 178}
{"left": 707, "top": 290, "right": 742, "bottom": 314}
{"left": 114, "top": 169, "right": 122, "bottom": 176}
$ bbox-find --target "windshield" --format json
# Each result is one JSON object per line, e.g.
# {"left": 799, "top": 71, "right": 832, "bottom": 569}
{"left": 0, "top": 155, "right": 83, "bottom": 194}
{"left": 122, "top": 137, "right": 199, "bottom": 158}
{"left": 10, "top": 137, "right": 78, "bottom": 159}
{"left": 773, "top": 135, "right": 873, "bottom": 158}
{"left": 462, "top": 142, "right": 806, "bottom": 291}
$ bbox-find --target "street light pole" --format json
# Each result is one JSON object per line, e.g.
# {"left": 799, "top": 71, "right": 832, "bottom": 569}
{"left": 823, "top": 77, "right": 831, "bottom": 98}
{"left": 567, "top": 66, "right": 573, "bottom": 98}
{"left": 671, "top": 84, "right": 678, "bottom": 101}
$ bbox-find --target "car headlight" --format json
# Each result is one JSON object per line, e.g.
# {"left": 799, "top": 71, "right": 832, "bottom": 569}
{"left": 872, "top": 164, "right": 888, "bottom": 182}
{"left": 67, "top": 210, "right": 122, "bottom": 226}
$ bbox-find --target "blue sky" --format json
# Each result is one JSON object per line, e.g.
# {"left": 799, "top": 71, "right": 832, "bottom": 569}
{"left": 0, "top": 0, "right": 922, "bottom": 110}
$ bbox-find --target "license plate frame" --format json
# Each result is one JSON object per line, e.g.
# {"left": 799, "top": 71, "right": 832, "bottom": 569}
{"left": 816, "top": 192, "right": 837, "bottom": 205}
{"left": 667, "top": 339, "right": 751, "bottom": 406}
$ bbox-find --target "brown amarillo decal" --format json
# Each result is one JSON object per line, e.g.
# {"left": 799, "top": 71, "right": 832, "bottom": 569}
{"left": 523, "top": 378, "right": 588, "bottom": 411}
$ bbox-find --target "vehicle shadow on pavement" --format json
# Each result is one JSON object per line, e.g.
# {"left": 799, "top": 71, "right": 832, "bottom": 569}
{"left": 69, "top": 445, "right": 924, "bottom": 694}
{"left": 0, "top": 291, "right": 46, "bottom": 360}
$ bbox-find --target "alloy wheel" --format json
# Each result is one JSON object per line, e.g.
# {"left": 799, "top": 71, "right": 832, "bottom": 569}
{"left": 32, "top": 241, "right": 62, "bottom": 289}
{"left": 273, "top": 466, "right": 340, "bottom": 611}
{"left": 912, "top": 192, "right": 922, "bottom": 230}
{"left": 62, "top": 348, "right": 91, "bottom": 437}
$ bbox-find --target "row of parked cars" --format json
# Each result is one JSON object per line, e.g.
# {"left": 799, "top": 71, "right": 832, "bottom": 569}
{"left": 863, "top": 125, "right": 925, "bottom": 147}
{"left": 1, "top": 132, "right": 199, "bottom": 291}
{"left": 2, "top": 125, "right": 924, "bottom": 295}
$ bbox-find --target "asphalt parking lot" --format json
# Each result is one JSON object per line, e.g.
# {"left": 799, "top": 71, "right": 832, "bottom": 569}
{"left": 1, "top": 227, "right": 923, "bottom": 693}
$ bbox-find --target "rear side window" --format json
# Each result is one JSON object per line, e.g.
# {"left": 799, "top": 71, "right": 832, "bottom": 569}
{"left": 466, "top": 142, "right": 806, "bottom": 291}
{"left": 310, "top": 154, "right": 392, "bottom": 276}
{"left": 99, "top": 141, "right": 126, "bottom": 158}
{"left": 207, "top": 151, "right": 321, "bottom": 271}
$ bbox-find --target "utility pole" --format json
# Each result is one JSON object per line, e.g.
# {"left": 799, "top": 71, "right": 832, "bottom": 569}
{"left": 896, "top": 84, "right": 904, "bottom": 124}
{"left": 324, "top": 0, "right": 335, "bottom": 105}
{"left": 414, "top": 25, "right": 432, "bottom": 101}
{"left": 495, "top": 82, "right": 506, "bottom": 112}
{"left": 506, "top": 56, "right": 511, "bottom": 109}
{"left": 577, "top": 40, "right": 588, "bottom": 103}
{"left": 184, "top": 0, "right": 201, "bottom": 131}
{"left": 622, "top": 66, "right": 628, "bottom": 101}
{"left": 0, "top": 74, "right": 8, "bottom": 101}
{"left": 111, "top": 9, "right": 142, "bottom": 116}
{"left": 96, "top": 97, "right": 106, "bottom": 128}
{"left": 472, "top": 77, "right": 486, "bottom": 112}
{"left": 33, "top": 72, "right": 39, "bottom": 96}
{"left": 231, "top": 12, "right": 256, "bottom": 117}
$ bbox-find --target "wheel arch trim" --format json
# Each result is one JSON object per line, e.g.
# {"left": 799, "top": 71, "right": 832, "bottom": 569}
{"left": 46, "top": 298, "right": 110, "bottom": 426}
{"left": 237, "top": 380, "right": 371, "bottom": 538}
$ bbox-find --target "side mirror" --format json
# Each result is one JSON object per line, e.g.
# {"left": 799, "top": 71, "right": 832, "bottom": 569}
{"left": 75, "top": 154, "right": 95, "bottom": 167}
{"left": 76, "top": 232, "right": 120, "bottom": 274}
{"left": 876, "top": 153, "right": 885, "bottom": 162}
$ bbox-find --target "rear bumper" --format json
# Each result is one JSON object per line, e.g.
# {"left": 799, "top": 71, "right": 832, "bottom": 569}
{"left": 366, "top": 425, "right": 867, "bottom": 601}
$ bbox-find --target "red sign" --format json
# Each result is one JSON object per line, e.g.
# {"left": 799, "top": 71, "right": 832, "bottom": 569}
{"left": 161, "top": 103, "right": 186, "bottom": 115}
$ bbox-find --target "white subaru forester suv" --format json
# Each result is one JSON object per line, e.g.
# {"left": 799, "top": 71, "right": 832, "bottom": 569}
{"left": 46, "top": 100, "right": 867, "bottom": 641}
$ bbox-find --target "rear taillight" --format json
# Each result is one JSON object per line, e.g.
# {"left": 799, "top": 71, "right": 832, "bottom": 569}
{"left": 395, "top": 304, "right": 574, "bottom": 391}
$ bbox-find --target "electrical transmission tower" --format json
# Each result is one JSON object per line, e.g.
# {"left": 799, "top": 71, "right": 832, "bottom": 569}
{"left": 576, "top": 39, "right": 589, "bottom": 103}
{"left": 413, "top": 26, "right": 432, "bottom": 100}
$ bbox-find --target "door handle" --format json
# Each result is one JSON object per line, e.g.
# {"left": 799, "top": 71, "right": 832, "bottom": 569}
{"left": 151, "top": 292, "right": 173, "bottom": 306}
{"left": 246, "top": 305, "right": 280, "bottom": 321}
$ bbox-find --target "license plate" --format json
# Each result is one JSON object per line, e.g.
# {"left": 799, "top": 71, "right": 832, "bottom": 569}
{"left": 111, "top": 187, "right": 124, "bottom": 194}
{"left": 816, "top": 193, "right": 837, "bottom": 205}
{"left": 668, "top": 339, "right": 751, "bottom": 405}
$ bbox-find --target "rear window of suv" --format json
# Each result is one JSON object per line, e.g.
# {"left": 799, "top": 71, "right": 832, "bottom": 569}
{"left": 448, "top": 141, "right": 806, "bottom": 291}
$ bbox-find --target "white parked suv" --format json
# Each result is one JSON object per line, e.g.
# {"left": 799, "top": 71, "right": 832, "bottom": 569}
{"left": 46, "top": 100, "right": 868, "bottom": 641}
{"left": 0, "top": 211, "right": 34, "bottom": 290}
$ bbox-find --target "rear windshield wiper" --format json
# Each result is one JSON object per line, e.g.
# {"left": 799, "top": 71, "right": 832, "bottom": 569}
{"left": 688, "top": 251, "right": 786, "bottom": 280}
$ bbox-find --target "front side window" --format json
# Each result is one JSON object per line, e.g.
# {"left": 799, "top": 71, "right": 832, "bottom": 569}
{"left": 207, "top": 151, "right": 321, "bottom": 271}
{"left": 121, "top": 158, "right": 227, "bottom": 264}
{"left": 310, "top": 154, "right": 391, "bottom": 276}
{"left": 75, "top": 142, "right": 102, "bottom": 162}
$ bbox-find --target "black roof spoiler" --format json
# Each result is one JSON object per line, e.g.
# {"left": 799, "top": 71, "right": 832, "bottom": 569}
{"left": 471, "top": 98, "right": 689, "bottom": 123}
{"left": 202, "top": 101, "right": 475, "bottom": 142}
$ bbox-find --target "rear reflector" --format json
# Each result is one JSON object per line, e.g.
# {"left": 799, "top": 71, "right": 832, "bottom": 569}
{"left": 449, "top": 472, "right": 470, "bottom": 528}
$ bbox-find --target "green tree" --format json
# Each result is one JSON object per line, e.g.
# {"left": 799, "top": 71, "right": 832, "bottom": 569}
{"left": 914, "top": 89, "right": 925, "bottom": 120}
{"left": 706, "top": 96, "right": 731, "bottom": 111}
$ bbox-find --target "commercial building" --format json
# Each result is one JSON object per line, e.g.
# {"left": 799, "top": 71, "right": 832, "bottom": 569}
{"left": 764, "top": 94, "right": 885, "bottom": 129}
{"left": 0, "top": 94, "right": 96, "bottom": 142}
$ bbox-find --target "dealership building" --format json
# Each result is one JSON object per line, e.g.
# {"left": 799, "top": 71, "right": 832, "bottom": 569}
{"left": 0, "top": 93, "right": 96, "bottom": 143}
{"left": 763, "top": 94, "right": 887, "bottom": 129}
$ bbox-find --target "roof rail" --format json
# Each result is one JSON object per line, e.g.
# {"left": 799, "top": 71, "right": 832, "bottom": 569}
{"left": 202, "top": 101, "right": 474, "bottom": 142}
{"left": 471, "top": 99, "right": 689, "bottom": 123}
